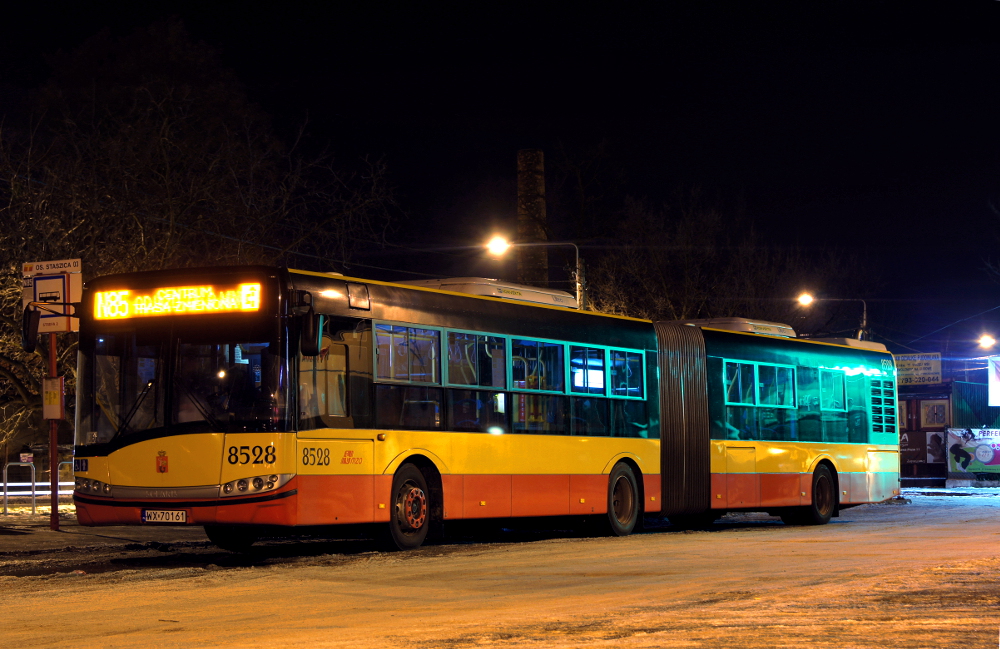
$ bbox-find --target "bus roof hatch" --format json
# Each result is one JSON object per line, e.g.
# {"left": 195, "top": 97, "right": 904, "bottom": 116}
{"left": 396, "top": 277, "right": 578, "bottom": 309}
{"left": 677, "top": 317, "right": 797, "bottom": 338}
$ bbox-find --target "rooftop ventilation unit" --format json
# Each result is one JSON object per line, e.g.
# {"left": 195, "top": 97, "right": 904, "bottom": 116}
{"left": 396, "top": 277, "right": 578, "bottom": 309}
{"left": 807, "top": 337, "right": 888, "bottom": 351}
{"left": 677, "top": 317, "right": 797, "bottom": 338}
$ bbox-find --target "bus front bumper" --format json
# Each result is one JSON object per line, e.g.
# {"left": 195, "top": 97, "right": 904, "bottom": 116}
{"left": 73, "top": 482, "right": 299, "bottom": 527}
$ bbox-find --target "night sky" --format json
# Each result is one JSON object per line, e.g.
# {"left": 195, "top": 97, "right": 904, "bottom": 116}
{"left": 4, "top": 1, "right": 1000, "bottom": 355}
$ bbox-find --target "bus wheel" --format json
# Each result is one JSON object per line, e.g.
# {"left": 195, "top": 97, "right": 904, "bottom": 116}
{"left": 780, "top": 465, "right": 836, "bottom": 526}
{"left": 606, "top": 462, "right": 640, "bottom": 536}
{"left": 387, "top": 464, "right": 430, "bottom": 551}
{"left": 205, "top": 525, "right": 258, "bottom": 553}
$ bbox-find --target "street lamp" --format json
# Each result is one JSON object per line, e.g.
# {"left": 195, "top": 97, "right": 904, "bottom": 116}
{"left": 486, "top": 236, "right": 584, "bottom": 309}
{"left": 979, "top": 334, "right": 996, "bottom": 350}
{"left": 797, "top": 292, "right": 869, "bottom": 340}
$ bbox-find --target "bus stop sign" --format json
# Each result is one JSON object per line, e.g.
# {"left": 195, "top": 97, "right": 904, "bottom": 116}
{"left": 22, "top": 259, "right": 83, "bottom": 334}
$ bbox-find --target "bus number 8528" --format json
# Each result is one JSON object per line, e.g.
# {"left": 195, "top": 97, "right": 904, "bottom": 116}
{"left": 227, "top": 445, "right": 277, "bottom": 465}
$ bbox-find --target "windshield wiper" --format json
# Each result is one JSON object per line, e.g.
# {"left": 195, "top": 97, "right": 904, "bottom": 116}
{"left": 172, "top": 376, "right": 225, "bottom": 432}
{"left": 110, "top": 378, "right": 156, "bottom": 440}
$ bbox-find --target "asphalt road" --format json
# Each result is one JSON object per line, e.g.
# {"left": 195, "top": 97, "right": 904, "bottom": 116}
{"left": 1, "top": 490, "right": 998, "bottom": 648}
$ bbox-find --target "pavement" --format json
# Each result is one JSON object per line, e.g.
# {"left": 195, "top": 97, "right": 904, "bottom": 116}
{"left": 1, "top": 487, "right": 998, "bottom": 555}
{"left": 0, "top": 504, "right": 209, "bottom": 554}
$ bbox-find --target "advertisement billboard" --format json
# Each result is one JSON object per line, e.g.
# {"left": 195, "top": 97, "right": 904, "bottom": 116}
{"left": 946, "top": 428, "right": 1000, "bottom": 476}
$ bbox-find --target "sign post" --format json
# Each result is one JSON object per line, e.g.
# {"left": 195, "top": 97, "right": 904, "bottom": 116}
{"left": 22, "top": 259, "right": 82, "bottom": 531}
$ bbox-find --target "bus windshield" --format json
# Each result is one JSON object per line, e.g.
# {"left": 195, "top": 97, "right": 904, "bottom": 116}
{"left": 76, "top": 331, "right": 288, "bottom": 446}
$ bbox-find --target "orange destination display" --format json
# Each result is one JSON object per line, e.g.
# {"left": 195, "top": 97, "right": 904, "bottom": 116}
{"left": 94, "top": 283, "right": 262, "bottom": 319}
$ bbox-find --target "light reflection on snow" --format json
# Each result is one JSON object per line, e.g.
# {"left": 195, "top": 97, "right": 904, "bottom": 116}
{"left": 901, "top": 487, "right": 1000, "bottom": 502}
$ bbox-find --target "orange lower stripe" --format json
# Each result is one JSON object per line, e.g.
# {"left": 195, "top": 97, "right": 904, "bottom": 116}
{"left": 76, "top": 473, "right": 660, "bottom": 527}
{"left": 710, "top": 472, "right": 901, "bottom": 509}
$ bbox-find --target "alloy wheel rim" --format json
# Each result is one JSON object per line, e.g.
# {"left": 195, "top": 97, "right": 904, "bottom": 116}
{"left": 400, "top": 483, "right": 427, "bottom": 531}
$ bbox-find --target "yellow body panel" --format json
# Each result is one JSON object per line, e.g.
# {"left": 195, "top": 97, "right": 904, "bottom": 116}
{"left": 710, "top": 440, "right": 899, "bottom": 475}
{"left": 83, "top": 433, "right": 897, "bottom": 490}
{"left": 75, "top": 456, "right": 111, "bottom": 483}
{"left": 77, "top": 433, "right": 297, "bottom": 488}
{"left": 296, "top": 439, "right": 374, "bottom": 475}
{"left": 726, "top": 447, "right": 756, "bottom": 473}
{"left": 105, "top": 433, "right": 227, "bottom": 487}
{"left": 295, "top": 428, "right": 659, "bottom": 477}
{"left": 219, "top": 433, "right": 296, "bottom": 483}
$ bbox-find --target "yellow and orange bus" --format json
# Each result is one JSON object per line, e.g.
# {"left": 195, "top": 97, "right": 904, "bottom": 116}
{"left": 72, "top": 266, "right": 900, "bottom": 550}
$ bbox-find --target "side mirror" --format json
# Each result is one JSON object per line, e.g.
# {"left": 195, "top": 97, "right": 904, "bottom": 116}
{"left": 21, "top": 307, "right": 40, "bottom": 353}
{"left": 300, "top": 310, "right": 323, "bottom": 356}
{"left": 290, "top": 290, "right": 314, "bottom": 316}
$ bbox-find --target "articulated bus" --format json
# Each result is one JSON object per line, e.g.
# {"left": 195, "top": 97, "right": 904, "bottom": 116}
{"left": 72, "top": 266, "right": 900, "bottom": 551}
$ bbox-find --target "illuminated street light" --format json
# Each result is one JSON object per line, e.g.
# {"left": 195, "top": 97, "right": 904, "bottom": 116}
{"left": 486, "top": 236, "right": 511, "bottom": 257}
{"left": 485, "top": 236, "right": 583, "bottom": 309}
{"left": 979, "top": 334, "right": 996, "bottom": 349}
{"left": 797, "top": 293, "right": 868, "bottom": 340}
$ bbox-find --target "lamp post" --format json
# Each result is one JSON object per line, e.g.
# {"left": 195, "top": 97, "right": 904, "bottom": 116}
{"left": 797, "top": 293, "right": 868, "bottom": 340}
{"left": 486, "top": 236, "right": 584, "bottom": 309}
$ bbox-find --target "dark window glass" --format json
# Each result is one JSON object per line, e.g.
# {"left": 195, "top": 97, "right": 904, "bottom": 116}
{"left": 174, "top": 342, "right": 283, "bottom": 432}
{"left": 571, "top": 397, "right": 609, "bottom": 436}
{"left": 447, "top": 390, "right": 509, "bottom": 433}
{"left": 757, "top": 407, "right": 798, "bottom": 441}
{"left": 610, "top": 350, "right": 643, "bottom": 398}
{"left": 796, "top": 367, "right": 821, "bottom": 441}
{"left": 725, "top": 361, "right": 755, "bottom": 405}
{"left": 724, "top": 405, "right": 758, "bottom": 440}
{"left": 78, "top": 335, "right": 166, "bottom": 445}
{"left": 299, "top": 338, "right": 348, "bottom": 430}
{"left": 375, "top": 324, "right": 439, "bottom": 383}
{"left": 822, "top": 411, "right": 849, "bottom": 442}
{"left": 512, "top": 393, "right": 567, "bottom": 434}
{"left": 846, "top": 374, "right": 869, "bottom": 443}
{"left": 375, "top": 385, "right": 443, "bottom": 430}
{"left": 820, "top": 370, "right": 846, "bottom": 411}
{"left": 759, "top": 365, "right": 794, "bottom": 407}
{"left": 447, "top": 333, "right": 506, "bottom": 388}
{"left": 512, "top": 339, "right": 564, "bottom": 391}
{"left": 610, "top": 399, "right": 650, "bottom": 437}
{"left": 570, "top": 347, "right": 605, "bottom": 395}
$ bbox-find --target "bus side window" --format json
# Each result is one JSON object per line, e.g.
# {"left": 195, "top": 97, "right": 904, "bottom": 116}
{"left": 299, "top": 336, "right": 348, "bottom": 428}
{"left": 512, "top": 394, "right": 567, "bottom": 435}
{"left": 797, "top": 367, "right": 821, "bottom": 442}
{"left": 375, "top": 385, "right": 443, "bottom": 430}
{"left": 846, "top": 374, "right": 868, "bottom": 443}
{"left": 610, "top": 399, "right": 648, "bottom": 438}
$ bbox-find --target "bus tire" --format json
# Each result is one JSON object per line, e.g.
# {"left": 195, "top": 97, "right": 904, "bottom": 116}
{"left": 606, "top": 462, "right": 640, "bottom": 536}
{"left": 205, "top": 525, "right": 258, "bottom": 553}
{"left": 780, "top": 464, "right": 836, "bottom": 526}
{"left": 386, "top": 464, "right": 431, "bottom": 551}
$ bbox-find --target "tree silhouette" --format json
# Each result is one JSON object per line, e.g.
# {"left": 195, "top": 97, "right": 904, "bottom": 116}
{"left": 586, "top": 192, "right": 877, "bottom": 333}
{"left": 0, "top": 20, "right": 394, "bottom": 451}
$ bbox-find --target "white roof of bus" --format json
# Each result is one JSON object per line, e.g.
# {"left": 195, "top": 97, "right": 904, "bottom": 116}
{"left": 679, "top": 317, "right": 797, "bottom": 338}
{"left": 396, "top": 277, "right": 579, "bottom": 309}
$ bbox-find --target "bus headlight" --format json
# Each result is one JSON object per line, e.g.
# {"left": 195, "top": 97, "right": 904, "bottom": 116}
{"left": 219, "top": 473, "right": 292, "bottom": 498}
{"left": 75, "top": 477, "right": 113, "bottom": 497}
